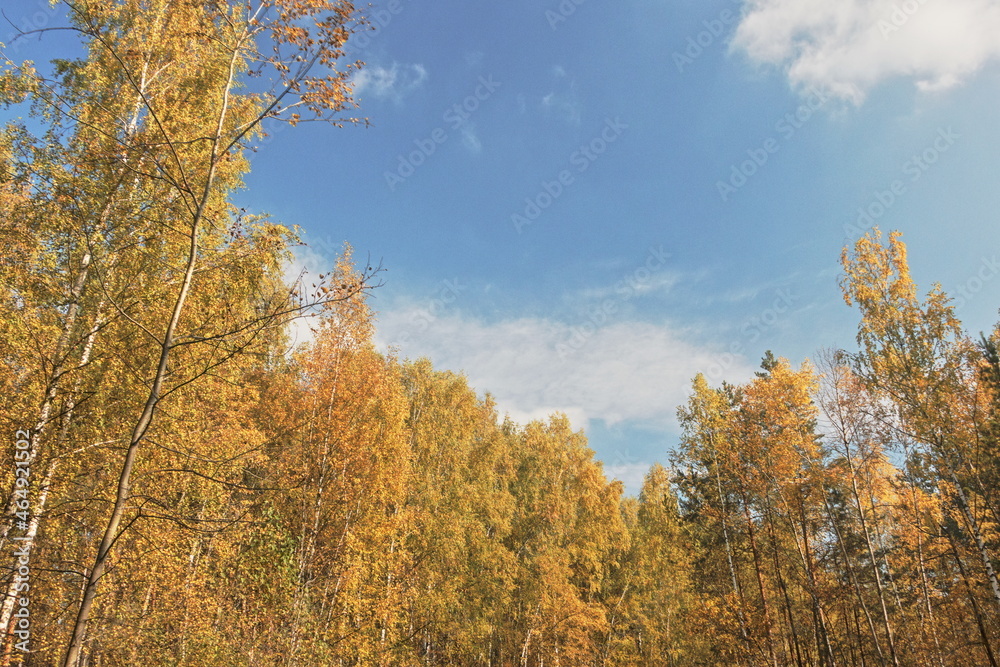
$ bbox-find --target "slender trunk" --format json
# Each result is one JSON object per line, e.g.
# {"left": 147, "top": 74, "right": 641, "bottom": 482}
{"left": 842, "top": 602, "right": 860, "bottom": 667}
{"left": 741, "top": 495, "right": 779, "bottom": 667}
{"left": 764, "top": 507, "right": 803, "bottom": 667}
{"left": 801, "top": 512, "right": 836, "bottom": 667}
{"left": 1, "top": 303, "right": 105, "bottom": 642}
{"left": 711, "top": 445, "right": 751, "bottom": 645}
{"left": 823, "top": 494, "right": 886, "bottom": 664}
{"left": 945, "top": 524, "right": 999, "bottom": 667}
{"left": 0, "top": 457, "right": 55, "bottom": 665}
{"left": 846, "top": 450, "right": 899, "bottom": 667}
{"left": 62, "top": 30, "right": 246, "bottom": 661}
{"left": 521, "top": 604, "right": 540, "bottom": 667}
{"left": 910, "top": 496, "right": 945, "bottom": 667}
{"left": 852, "top": 607, "right": 868, "bottom": 667}
{"left": 0, "top": 50, "right": 144, "bottom": 547}
{"left": 914, "top": 531, "right": 945, "bottom": 667}
{"left": 287, "top": 368, "right": 343, "bottom": 665}
{"left": 128, "top": 580, "right": 156, "bottom": 665}
{"left": 0, "top": 195, "right": 120, "bottom": 551}
{"left": 947, "top": 465, "right": 1000, "bottom": 614}
{"left": 63, "top": 221, "right": 202, "bottom": 666}
{"left": 778, "top": 485, "right": 836, "bottom": 667}
{"left": 899, "top": 444, "right": 945, "bottom": 667}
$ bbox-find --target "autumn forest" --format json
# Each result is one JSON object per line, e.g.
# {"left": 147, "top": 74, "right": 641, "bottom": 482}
{"left": 1, "top": 1, "right": 999, "bottom": 665}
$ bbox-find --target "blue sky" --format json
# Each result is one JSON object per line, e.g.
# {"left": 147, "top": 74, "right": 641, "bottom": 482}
{"left": 6, "top": 0, "right": 1000, "bottom": 493}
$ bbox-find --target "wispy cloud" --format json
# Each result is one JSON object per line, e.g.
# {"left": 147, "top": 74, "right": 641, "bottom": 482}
{"left": 460, "top": 123, "right": 483, "bottom": 153}
{"left": 541, "top": 66, "right": 582, "bottom": 124}
{"left": 577, "top": 271, "right": 681, "bottom": 301}
{"left": 732, "top": 0, "right": 1000, "bottom": 103}
{"left": 352, "top": 62, "right": 429, "bottom": 102}
{"left": 541, "top": 90, "right": 582, "bottom": 125}
{"left": 373, "top": 309, "right": 756, "bottom": 431}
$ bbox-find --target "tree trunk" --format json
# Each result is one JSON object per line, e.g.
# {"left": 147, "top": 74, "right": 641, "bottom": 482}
{"left": 945, "top": 524, "right": 999, "bottom": 667}
{"left": 846, "top": 450, "right": 899, "bottom": 667}
{"left": 823, "top": 495, "right": 886, "bottom": 665}
{"left": 741, "top": 495, "right": 779, "bottom": 667}
{"left": 947, "top": 465, "right": 1000, "bottom": 614}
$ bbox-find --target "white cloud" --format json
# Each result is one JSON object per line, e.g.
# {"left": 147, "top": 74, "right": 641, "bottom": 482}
{"left": 541, "top": 90, "right": 582, "bottom": 124}
{"left": 604, "top": 462, "right": 655, "bottom": 494}
{"left": 578, "top": 271, "right": 681, "bottom": 301}
{"left": 460, "top": 123, "right": 483, "bottom": 153}
{"left": 351, "top": 62, "right": 428, "bottom": 102}
{"left": 373, "top": 309, "right": 756, "bottom": 431}
{"left": 732, "top": 0, "right": 1000, "bottom": 102}
{"left": 541, "top": 67, "right": 582, "bottom": 124}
